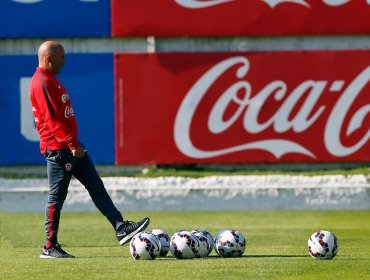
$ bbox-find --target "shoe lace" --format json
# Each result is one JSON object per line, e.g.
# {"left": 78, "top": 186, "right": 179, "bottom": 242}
{"left": 123, "top": 220, "right": 138, "bottom": 231}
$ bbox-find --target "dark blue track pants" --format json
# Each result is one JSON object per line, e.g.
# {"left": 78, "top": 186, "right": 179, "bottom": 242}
{"left": 44, "top": 148, "right": 123, "bottom": 248}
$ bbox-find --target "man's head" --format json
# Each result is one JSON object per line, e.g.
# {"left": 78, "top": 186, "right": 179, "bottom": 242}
{"left": 38, "top": 41, "right": 66, "bottom": 73}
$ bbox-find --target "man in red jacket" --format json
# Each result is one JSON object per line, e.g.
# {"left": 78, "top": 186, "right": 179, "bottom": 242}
{"left": 30, "top": 41, "right": 150, "bottom": 258}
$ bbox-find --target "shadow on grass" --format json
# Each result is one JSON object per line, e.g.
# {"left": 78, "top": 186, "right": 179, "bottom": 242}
{"left": 26, "top": 245, "right": 308, "bottom": 259}
{"left": 78, "top": 254, "right": 309, "bottom": 260}
{"left": 207, "top": 255, "right": 308, "bottom": 259}
{"left": 14, "top": 245, "right": 119, "bottom": 248}
{"left": 246, "top": 254, "right": 308, "bottom": 258}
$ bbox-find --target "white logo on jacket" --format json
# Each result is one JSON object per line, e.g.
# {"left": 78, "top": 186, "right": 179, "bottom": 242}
{"left": 61, "top": 93, "right": 69, "bottom": 103}
{"left": 65, "top": 106, "right": 74, "bottom": 118}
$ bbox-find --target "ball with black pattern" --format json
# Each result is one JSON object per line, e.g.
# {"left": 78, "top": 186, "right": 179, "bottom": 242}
{"left": 170, "top": 231, "right": 200, "bottom": 259}
{"left": 150, "top": 229, "right": 171, "bottom": 257}
{"left": 191, "top": 229, "right": 214, "bottom": 256}
{"left": 214, "top": 229, "right": 246, "bottom": 258}
{"left": 129, "top": 232, "right": 161, "bottom": 260}
{"left": 308, "top": 230, "right": 338, "bottom": 260}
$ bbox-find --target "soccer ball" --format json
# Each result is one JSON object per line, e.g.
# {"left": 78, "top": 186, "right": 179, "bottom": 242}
{"left": 191, "top": 229, "right": 214, "bottom": 257}
{"left": 214, "top": 229, "right": 246, "bottom": 257}
{"left": 150, "top": 229, "right": 170, "bottom": 257}
{"left": 193, "top": 235, "right": 211, "bottom": 258}
{"left": 308, "top": 230, "right": 338, "bottom": 260}
{"left": 130, "top": 232, "right": 161, "bottom": 260}
{"left": 170, "top": 231, "right": 200, "bottom": 259}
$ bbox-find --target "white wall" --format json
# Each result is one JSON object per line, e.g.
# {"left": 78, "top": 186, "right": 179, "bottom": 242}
{"left": 1, "top": 175, "right": 369, "bottom": 212}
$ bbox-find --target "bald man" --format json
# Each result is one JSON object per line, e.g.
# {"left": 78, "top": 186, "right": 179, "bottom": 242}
{"left": 30, "top": 41, "right": 149, "bottom": 258}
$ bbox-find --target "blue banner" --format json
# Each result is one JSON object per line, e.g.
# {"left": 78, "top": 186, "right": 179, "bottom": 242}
{"left": 0, "top": 54, "right": 114, "bottom": 165}
{"left": 0, "top": 0, "right": 110, "bottom": 38}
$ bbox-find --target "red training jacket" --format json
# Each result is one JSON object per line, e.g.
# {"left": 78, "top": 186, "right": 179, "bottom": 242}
{"left": 29, "top": 67, "right": 79, "bottom": 154}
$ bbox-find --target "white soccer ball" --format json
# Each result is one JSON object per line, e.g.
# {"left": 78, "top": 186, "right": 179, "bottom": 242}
{"left": 308, "top": 230, "right": 338, "bottom": 260}
{"left": 191, "top": 229, "right": 214, "bottom": 257}
{"left": 193, "top": 235, "right": 211, "bottom": 258}
{"left": 150, "top": 229, "right": 170, "bottom": 257}
{"left": 214, "top": 229, "right": 246, "bottom": 258}
{"left": 170, "top": 231, "right": 200, "bottom": 259}
{"left": 130, "top": 232, "right": 161, "bottom": 260}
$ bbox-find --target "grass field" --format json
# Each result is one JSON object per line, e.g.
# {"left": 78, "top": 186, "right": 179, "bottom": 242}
{"left": 1, "top": 210, "right": 369, "bottom": 279}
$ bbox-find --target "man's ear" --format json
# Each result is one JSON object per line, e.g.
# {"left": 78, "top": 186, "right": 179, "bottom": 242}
{"left": 46, "top": 55, "right": 53, "bottom": 64}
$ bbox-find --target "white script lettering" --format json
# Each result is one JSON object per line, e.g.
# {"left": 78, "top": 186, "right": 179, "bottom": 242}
{"left": 175, "top": 0, "right": 369, "bottom": 9}
{"left": 174, "top": 56, "right": 369, "bottom": 159}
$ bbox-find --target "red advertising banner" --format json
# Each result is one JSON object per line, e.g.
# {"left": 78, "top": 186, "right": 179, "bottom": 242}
{"left": 111, "top": 0, "right": 370, "bottom": 36}
{"left": 114, "top": 51, "right": 370, "bottom": 164}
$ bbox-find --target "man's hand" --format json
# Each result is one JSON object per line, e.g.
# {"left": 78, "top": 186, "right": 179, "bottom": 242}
{"left": 71, "top": 144, "right": 85, "bottom": 158}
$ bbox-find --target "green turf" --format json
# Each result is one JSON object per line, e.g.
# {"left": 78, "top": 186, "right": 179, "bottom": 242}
{"left": 1, "top": 211, "right": 369, "bottom": 279}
